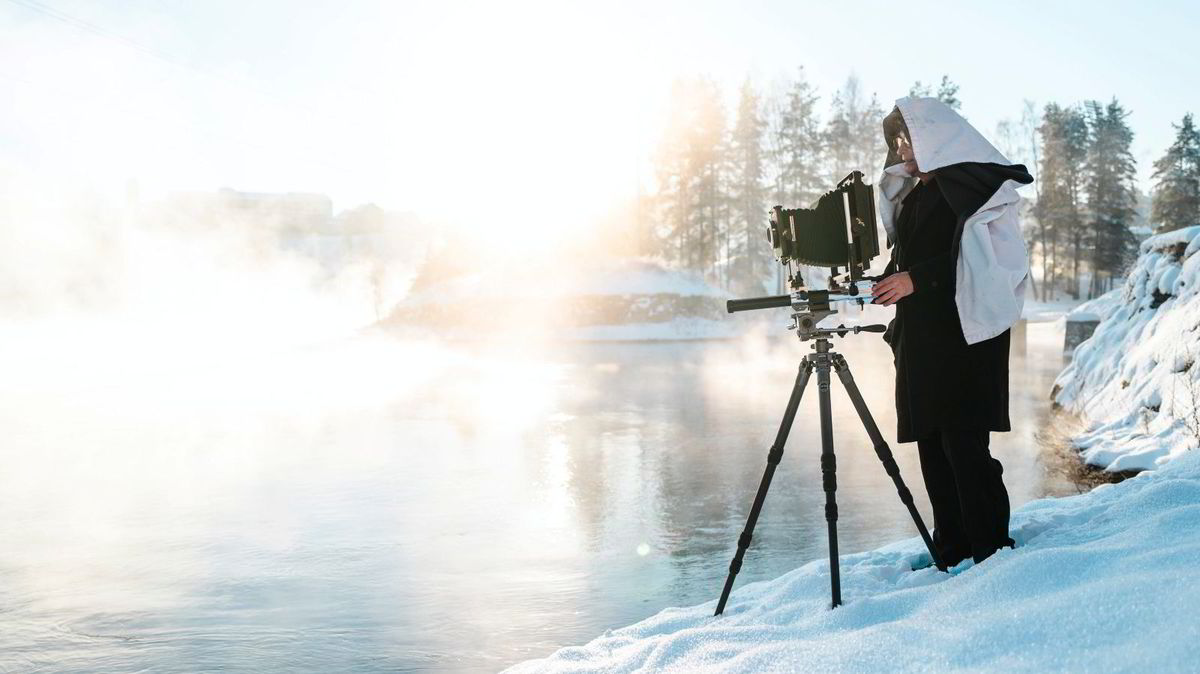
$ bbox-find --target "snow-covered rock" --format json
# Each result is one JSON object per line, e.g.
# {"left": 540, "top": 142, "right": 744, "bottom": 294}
{"left": 508, "top": 450, "right": 1200, "bottom": 673}
{"left": 1053, "top": 225, "right": 1200, "bottom": 472}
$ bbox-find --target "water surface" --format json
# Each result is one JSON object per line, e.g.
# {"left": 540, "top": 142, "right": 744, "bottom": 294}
{"left": 0, "top": 321, "right": 1075, "bottom": 672}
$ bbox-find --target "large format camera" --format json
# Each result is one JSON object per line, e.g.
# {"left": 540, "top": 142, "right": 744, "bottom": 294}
{"left": 767, "top": 170, "right": 879, "bottom": 289}
{"left": 727, "top": 170, "right": 882, "bottom": 337}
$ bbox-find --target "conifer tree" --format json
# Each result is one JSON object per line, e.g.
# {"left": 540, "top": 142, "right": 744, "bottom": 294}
{"left": 1083, "top": 99, "right": 1138, "bottom": 297}
{"left": 729, "top": 78, "right": 771, "bottom": 291}
{"left": 765, "top": 69, "right": 829, "bottom": 288}
{"left": 653, "top": 79, "right": 694, "bottom": 269}
{"left": 688, "top": 78, "right": 731, "bottom": 281}
{"left": 825, "top": 86, "right": 854, "bottom": 182}
{"left": 825, "top": 76, "right": 884, "bottom": 180}
{"left": 827, "top": 76, "right": 887, "bottom": 256}
{"left": 1037, "top": 103, "right": 1090, "bottom": 298}
{"left": 1035, "top": 104, "right": 1068, "bottom": 299}
{"left": 908, "top": 75, "right": 961, "bottom": 111}
{"left": 1150, "top": 113, "right": 1200, "bottom": 233}
{"left": 652, "top": 77, "right": 733, "bottom": 280}
{"left": 934, "top": 75, "right": 961, "bottom": 111}
{"left": 774, "top": 68, "right": 824, "bottom": 209}
{"left": 855, "top": 93, "right": 886, "bottom": 176}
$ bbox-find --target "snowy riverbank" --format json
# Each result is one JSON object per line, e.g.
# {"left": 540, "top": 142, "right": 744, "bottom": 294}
{"left": 1053, "top": 225, "right": 1200, "bottom": 472}
{"left": 508, "top": 449, "right": 1200, "bottom": 672}
{"left": 504, "top": 232, "right": 1200, "bottom": 673}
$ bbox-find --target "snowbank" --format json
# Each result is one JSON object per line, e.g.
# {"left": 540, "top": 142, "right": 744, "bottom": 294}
{"left": 1053, "top": 225, "right": 1200, "bottom": 472}
{"left": 508, "top": 450, "right": 1200, "bottom": 673}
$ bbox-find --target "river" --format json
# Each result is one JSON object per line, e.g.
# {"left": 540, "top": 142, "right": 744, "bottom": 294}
{"left": 0, "top": 319, "right": 1080, "bottom": 672}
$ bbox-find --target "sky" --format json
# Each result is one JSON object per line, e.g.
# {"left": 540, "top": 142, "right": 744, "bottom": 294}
{"left": 1, "top": 0, "right": 1197, "bottom": 249}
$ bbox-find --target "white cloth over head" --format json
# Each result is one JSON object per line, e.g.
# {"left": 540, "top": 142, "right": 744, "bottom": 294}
{"left": 877, "top": 96, "right": 1031, "bottom": 345}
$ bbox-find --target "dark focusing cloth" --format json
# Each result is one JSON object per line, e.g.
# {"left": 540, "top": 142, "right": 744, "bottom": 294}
{"left": 884, "top": 168, "right": 1026, "bottom": 443}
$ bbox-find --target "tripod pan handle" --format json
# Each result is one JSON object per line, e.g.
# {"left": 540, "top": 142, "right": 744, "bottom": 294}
{"left": 727, "top": 294, "right": 792, "bottom": 313}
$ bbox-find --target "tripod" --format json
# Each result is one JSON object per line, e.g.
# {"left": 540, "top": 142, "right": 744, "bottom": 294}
{"left": 713, "top": 328, "right": 943, "bottom": 615}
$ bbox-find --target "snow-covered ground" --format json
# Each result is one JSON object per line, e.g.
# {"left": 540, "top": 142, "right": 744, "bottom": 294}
{"left": 508, "top": 449, "right": 1200, "bottom": 673}
{"left": 1053, "top": 225, "right": 1200, "bottom": 472}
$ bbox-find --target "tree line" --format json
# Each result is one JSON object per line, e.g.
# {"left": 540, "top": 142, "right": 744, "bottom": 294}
{"left": 643, "top": 71, "right": 1200, "bottom": 301}
{"left": 648, "top": 71, "right": 959, "bottom": 294}
{"left": 1031, "top": 103, "right": 1197, "bottom": 300}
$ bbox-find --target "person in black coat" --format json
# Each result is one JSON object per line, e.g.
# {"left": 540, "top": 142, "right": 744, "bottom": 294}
{"left": 872, "top": 113, "right": 1030, "bottom": 568}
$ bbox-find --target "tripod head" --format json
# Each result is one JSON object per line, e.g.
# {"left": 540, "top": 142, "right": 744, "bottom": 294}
{"left": 726, "top": 278, "right": 888, "bottom": 341}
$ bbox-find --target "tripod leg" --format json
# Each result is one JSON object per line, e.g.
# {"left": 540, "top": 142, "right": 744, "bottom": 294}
{"left": 714, "top": 360, "right": 813, "bottom": 616}
{"left": 816, "top": 358, "right": 841, "bottom": 608}
{"left": 831, "top": 354, "right": 945, "bottom": 572}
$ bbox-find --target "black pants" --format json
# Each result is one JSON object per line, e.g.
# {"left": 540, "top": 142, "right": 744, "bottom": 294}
{"left": 917, "top": 428, "right": 1015, "bottom": 567}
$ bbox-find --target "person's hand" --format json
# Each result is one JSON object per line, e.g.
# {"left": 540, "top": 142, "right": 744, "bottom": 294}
{"left": 872, "top": 272, "right": 914, "bottom": 306}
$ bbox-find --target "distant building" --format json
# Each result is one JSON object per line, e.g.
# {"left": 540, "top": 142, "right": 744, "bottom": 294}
{"left": 161, "top": 188, "right": 332, "bottom": 234}
{"left": 333, "top": 203, "right": 422, "bottom": 264}
{"left": 219, "top": 188, "right": 334, "bottom": 235}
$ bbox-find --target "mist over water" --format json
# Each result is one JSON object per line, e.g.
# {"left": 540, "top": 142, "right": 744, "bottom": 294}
{"left": 0, "top": 144, "right": 1077, "bottom": 674}
{"left": 0, "top": 264, "right": 1075, "bottom": 673}
{"left": 0, "top": 180, "right": 412, "bottom": 668}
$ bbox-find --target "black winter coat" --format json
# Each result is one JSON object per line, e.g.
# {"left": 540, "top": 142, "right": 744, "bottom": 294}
{"left": 882, "top": 163, "right": 1032, "bottom": 443}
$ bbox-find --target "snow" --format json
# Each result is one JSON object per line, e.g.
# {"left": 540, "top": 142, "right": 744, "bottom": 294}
{"left": 507, "top": 450, "right": 1200, "bottom": 673}
{"left": 1053, "top": 225, "right": 1200, "bottom": 472}
{"left": 1021, "top": 298, "right": 1085, "bottom": 323}
{"left": 1060, "top": 294, "right": 1119, "bottom": 326}
{"left": 403, "top": 259, "right": 725, "bottom": 307}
